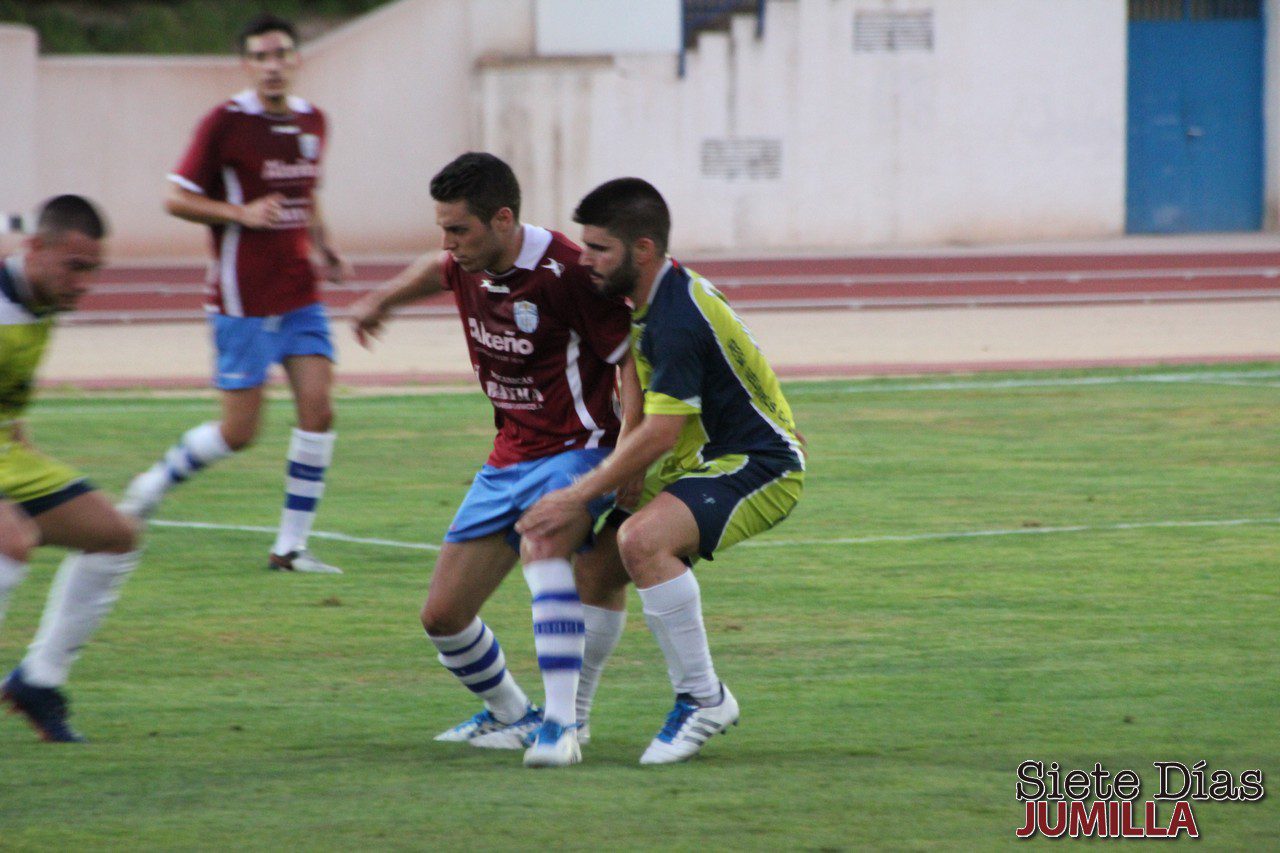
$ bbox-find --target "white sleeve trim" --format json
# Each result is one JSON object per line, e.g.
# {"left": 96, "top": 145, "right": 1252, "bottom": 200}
{"left": 167, "top": 173, "right": 206, "bottom": 195}
{"left": 605, "top": 338, "right": 630, "bottom": 365}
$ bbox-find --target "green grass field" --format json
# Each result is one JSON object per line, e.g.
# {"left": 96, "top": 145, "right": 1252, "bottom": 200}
{"left": 2, "top": 363, "right": 1277, "bottom": 850}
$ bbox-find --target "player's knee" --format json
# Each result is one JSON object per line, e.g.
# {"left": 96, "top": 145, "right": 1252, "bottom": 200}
{"left": 519, "top": 533, "right": 569, "bottom": 565}
{"left": 309, "top": 405, "right": 334, "bottom": 433}
{"left": 297, "top": 399, "right": 334, "bottom": 433}
{"left": 420, "top": 600, "right": 468, "bottom": 637}
{"left": 615, "top": 516, "right": 659, "bottom": 572}
{"left": 221, "top": 426, "right": 256, "bottom": 452}
{"left": 101, "top": 512, "right": 142, "bottom": 554}
{"left": 1, "top": 514, "right": 38, "bottom": 563}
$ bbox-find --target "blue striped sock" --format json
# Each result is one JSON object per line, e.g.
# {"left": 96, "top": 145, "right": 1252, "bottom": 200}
{"left": 430, "top": 617, "right": 528, "bottom": 722}
{"left": 272, "top": 429, "right": 333, "bottom": 556}
{"left": 523, "top": 558, "right": 584, "bottom": 726}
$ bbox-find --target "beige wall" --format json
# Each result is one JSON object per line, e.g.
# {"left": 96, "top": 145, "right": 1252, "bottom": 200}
{"left": 480, "top": 0, "right": 1129, "bottom": 251}
{"left": 1, "top": 0, "right": 1274, "bottom": 256}
{"left": 11, "top": 0, "right": 536, "bottom": 257}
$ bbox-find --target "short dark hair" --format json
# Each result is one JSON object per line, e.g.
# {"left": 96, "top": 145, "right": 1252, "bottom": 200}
{"left": 238, "top": 14, "right": 299, "bottom": 53}
{"left": 573, "top": 178, "right": 670, "bottom": 254}
{"left": 430, "top": 152, "right": 521, "bottom": 223}
{"left": 35, "top": 194, "right": 108, "bottom": 241}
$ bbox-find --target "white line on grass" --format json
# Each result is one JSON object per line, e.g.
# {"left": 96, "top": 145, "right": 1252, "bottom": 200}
{"left": 148, "top": 515, "right": 1279, "bottom": 553}
{"left": 148, "top": 519, "right": 441, "bottom": 552}
{"left": 823, "top": 369, "right": 1280, "bottom": 395}
{"left": 739, "top": 516, "right": 1280, "bottom": 548}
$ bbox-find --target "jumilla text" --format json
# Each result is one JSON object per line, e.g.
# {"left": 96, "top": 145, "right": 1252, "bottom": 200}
{"left": 1014, "top": 760, "right": 1265, "bottom": 840}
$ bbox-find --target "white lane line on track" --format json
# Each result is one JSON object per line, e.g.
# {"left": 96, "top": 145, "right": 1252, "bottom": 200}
{"left": 29, "top": 368, "right": 1280, "bottom": 417}
{"left": 148, "top": 516, "right": 1279, "bottom": 553}
{"left": 93, "top": 266, "right": 1280, "bottom": 290}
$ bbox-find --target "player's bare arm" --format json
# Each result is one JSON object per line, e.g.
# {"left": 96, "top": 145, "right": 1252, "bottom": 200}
{"left": 163, "top": 183, "right": 284, "bottom": 229}
{"left": 309, "top": 195, "right": 349, "bottom": 284}
{"left": 613, "top": 355, "right": 646, "bottom": 509}
{"left": 516, "top": 412, "right": 685, "bottom": 538}
{"left": 349, "top": 251, "right": 447, "bottom": 347}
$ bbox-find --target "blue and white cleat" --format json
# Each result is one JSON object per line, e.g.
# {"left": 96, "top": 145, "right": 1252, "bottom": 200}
{"left": 522, "top": 720, "right": 582, "bottom": 768}
{"left": 436, "top": 703, "right": 542, "bottom": 747}
{"left": 1, "top": 666, "right": 85, "bottom": 743}
{"left": 639, "top": 683, "right": 739, "bottom": 765}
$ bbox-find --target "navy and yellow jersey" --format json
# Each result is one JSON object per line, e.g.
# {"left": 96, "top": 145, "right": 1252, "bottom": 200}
{"left": 0, "top": 255, "right": 88, "bottom": 510}
{"left": 632, "top": 260, "right": 804, "bottom": 473}
{"left": 0, "top": 256, "right": 54, "bottom": 427}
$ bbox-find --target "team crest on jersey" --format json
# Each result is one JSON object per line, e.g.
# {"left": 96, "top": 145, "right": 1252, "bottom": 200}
{"left": 513, "top": 300, "right": 539, "bottom": 334}
{"left": 298, "top": 133, "right": 321, "bottom": 161}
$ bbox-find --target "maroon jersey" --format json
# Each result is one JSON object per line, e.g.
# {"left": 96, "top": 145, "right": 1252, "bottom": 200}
{"left": 169, "top": 90, "right": 326, "bottom": 317}
{"left": 444, "top": 225, "right": 632, "bottom": 467}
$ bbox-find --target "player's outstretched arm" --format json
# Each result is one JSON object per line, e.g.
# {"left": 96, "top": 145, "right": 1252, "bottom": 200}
{"left": 517, "top": 413, "right": 685, "bottom": 538}
{"left": 163, "top": 182, "right": 284, "bottom": 229}
{"left": 348, "top": 252, "right": 446, "bottom": 348}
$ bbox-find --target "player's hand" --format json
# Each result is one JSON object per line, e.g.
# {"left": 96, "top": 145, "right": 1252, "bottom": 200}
{"left": 516, "top": 489, "right": 585, "bottom": 539}
{"left": 349, "top": 295, "right": 387, "bottom": 349}
{"left": 318, "top": 246, "right": 353, "bottom": 284}
{"left": 238, "top": 193, "right": 286, "bottom": 229}
{"left": 615, "top": 474, "right": 644, "bottom": 510}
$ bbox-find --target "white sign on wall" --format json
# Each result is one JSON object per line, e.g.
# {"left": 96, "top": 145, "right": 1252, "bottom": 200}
{"left": 534, "top": 0, "right": 681, "bottom": 55}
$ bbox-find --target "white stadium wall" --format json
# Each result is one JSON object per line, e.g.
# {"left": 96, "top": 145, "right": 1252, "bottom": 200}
{"left": 480, "top": 0, "right": 1128, "bottom": 252}
{"left": 0, "top": 0, "right": 1275, "bottom": 257}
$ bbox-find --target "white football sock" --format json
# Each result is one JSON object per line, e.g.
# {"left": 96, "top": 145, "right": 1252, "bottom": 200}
{"left": 0, "top": 554, "right": 29, "bottom": 631}
{"left": 523, "top": 558, "right": 584, "bottom": 727}
{"left": 577, "top": 604, "right": 625, "bottom": 724}
{"left": 430, "top": 617, "right": 529, "bottom": 723}
{"left": 272, "top": 429, "right": 335, "bottom": 556}
{"left": 21, "top": 550, "right": 140, "bottom": 687}
{"left": 162, "top": 420, "right": 234, "bottom": 486}
{"left": 637, "top": 570, "right": 720, "bottom": 704}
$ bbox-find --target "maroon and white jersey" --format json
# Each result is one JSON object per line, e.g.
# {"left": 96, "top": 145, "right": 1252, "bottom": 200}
{"left": 169, "top": 90, "right": 326, "bottom": 317}
{"left": 444, "top": 225, "right": 632, "bottom": 467}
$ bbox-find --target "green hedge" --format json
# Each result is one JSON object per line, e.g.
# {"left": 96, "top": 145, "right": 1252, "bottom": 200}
{"left": 0, "top": 1, "right": 393, "bottom": 54}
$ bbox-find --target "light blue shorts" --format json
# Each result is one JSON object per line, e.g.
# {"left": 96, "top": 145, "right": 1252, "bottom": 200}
{"left": 445, "top": 448, "right": 613, "bottom": 549}
{"left": 210, "top": 302, "right": 334, "bottom": 390}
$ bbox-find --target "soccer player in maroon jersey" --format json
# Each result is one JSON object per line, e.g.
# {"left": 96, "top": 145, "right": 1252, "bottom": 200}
{"left": 121, "top": 15, "right": 348, "bottom": 574}
{"left": 350, "top": 153, "right": 637, "bottom": 767}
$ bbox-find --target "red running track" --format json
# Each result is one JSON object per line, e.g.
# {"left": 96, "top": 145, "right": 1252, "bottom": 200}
{"left": 72, "top": 250, "right": 1280, "bottom": 323}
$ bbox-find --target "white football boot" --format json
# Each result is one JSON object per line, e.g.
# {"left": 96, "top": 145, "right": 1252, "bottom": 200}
{"left": 639, "top": 683, "right": 739, "bottom": 765}
{"left": 268, "top": 550, "right": 343, "bottom": 575}
{"left": 523, "top": 720, "right": 582, "bottom": 768}
{"left": 442, "top": 703, "right": 542, "bottom": 747}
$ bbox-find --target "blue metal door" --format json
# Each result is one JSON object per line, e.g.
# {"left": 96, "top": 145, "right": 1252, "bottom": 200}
{"left": 1127, "top": 1, "right": 1264, "bottom": 232}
